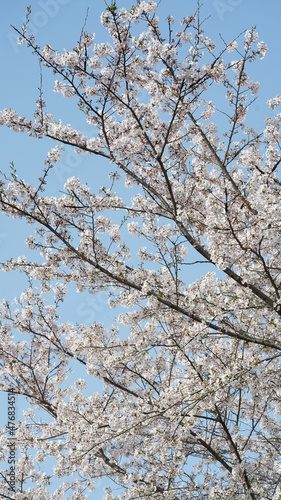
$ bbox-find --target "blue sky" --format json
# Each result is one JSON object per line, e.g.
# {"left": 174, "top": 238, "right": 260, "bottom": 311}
{"left": 0, "top": 0, "right": 281, "bottom": 496}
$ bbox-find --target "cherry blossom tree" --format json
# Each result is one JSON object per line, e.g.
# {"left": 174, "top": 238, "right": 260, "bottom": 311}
{"left": 1, "top": 1, "right": 281, "bottom": 498}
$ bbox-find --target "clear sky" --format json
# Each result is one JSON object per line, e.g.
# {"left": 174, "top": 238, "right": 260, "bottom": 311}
{"left": 0, "top": 0, "right": 281, "bottom": 496}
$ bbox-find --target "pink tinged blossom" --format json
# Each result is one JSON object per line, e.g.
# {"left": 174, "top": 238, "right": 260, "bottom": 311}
{"left": 268, "top": 94, "right": 281, "bottom": 109}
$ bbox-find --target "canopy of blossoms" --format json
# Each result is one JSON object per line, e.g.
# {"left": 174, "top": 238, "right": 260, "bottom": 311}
{"left": 0, "top": 2, "right": 281, "bottom": 498}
